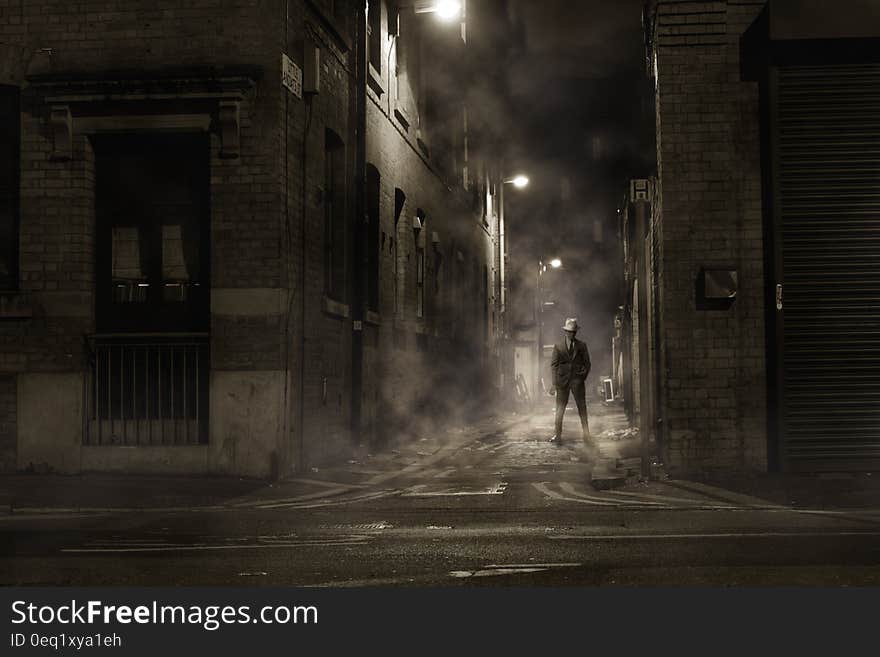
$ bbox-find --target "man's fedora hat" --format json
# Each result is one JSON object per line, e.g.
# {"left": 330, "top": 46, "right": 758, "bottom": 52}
{"left": 563, "top": 318, "right": 579, "bottom": 332}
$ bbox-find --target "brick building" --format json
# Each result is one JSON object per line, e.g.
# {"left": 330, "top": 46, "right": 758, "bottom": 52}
{"left": 0, "top": 0, "right": 508, "bottom": 477}
{"left": 641, "top": 0, "right": 880, "bottom": 474}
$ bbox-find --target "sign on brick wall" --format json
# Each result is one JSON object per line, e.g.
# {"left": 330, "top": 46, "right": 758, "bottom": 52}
{"left": 281, "top": 53, "right": 302, "bottom": 99}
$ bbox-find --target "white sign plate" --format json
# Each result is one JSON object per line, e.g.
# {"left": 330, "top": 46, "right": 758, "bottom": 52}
{"left": 281, "top": 53, "right": 302, "bottom": 99}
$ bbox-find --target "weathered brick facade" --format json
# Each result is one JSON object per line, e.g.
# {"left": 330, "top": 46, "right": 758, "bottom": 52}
{"left": 358, "top": 1, "right": 503, "bottom": 449}
{"left": 647, "top": 0, "right": 768, "bottom": 474}
{"left": 0, "top": 0, "right": 505, "bottom": 476}
{"left": 0, "top": 375, "right": 15, "bottom": 472}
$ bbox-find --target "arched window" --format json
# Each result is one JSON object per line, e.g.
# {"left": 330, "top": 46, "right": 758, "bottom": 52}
{"left": 393, "top": 188, "right": 406, "bottom": 316}
{"left": 366, "top": 164, "right": 381, "bottom": 312}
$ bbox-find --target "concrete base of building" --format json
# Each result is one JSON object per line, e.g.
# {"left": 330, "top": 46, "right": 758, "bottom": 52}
{"left": 14, "top": 370, "right": 293, "bottom": 479}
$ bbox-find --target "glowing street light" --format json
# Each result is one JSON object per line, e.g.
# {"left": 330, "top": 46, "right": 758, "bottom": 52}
{"left": 549, "top": 258, "right": 562, "bottom": 269}
{"left": 414, "top": 0, "right": 462, "bottom": 20}
{"left": 505, "top": 175, "right": 530, "bottom": 189}
{"left": 434, "top": 0, "right": 462, "bottom": 20}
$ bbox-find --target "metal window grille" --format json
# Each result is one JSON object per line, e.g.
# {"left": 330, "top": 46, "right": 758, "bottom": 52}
{"left": 85, "top": 335, "right": 209, "bottom": 446}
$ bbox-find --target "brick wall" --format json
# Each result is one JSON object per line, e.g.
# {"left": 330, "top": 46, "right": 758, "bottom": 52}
{"left": 0, "top": 1, "right": 292, "bottom": 475}
{"left": 282, "top": 2, "right": 356, "bottom": 467}
{"left": 358, "top": 0, "right": 501, "bottom": 446}
{"left": 652, "top": 0, "right": 768, "bottom": 473}
{"left": 0, "top": 375, "right": 15, "bottom": 472}
{"left": 0, "top": 0, "right": 500, "bottom": 474}
{"left": 0, "top": 0, "right": 287, "bottom": 376}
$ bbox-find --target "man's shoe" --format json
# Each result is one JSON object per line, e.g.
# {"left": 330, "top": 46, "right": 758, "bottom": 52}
{"left": 549, "top": 434, "right": 562, "bottom": 445}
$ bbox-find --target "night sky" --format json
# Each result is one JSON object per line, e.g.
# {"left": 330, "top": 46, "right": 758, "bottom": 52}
{"left": 504, "top": 0, "right": 656, "bottom": 375}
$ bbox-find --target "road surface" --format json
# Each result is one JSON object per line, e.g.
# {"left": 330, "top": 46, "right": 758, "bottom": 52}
{"left": 2, "top": 404, "right": 879, "bottom": 586}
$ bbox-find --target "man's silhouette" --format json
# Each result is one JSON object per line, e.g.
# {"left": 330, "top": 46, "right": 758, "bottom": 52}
{"left": 549, "top": 318, "right": 592, "bottom": 446}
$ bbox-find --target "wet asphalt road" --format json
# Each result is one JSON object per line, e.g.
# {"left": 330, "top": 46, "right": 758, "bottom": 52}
{"left": 3, "top": 407, "right": 880, "bottom": 586}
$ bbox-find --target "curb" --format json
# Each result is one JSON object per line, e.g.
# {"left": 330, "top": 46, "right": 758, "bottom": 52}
{"left": 664, "top": 480, "right": 785, "bottom": 509}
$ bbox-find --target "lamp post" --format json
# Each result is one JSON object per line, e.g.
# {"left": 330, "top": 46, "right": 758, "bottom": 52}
{"left": 497, "top": 172, "right": 530, "bottom": 404}
{"left": 536, "top": 258, "right": 562, "bottom": 403}
{"left": 499, "top": 173, "right": 529, "bottom": 334}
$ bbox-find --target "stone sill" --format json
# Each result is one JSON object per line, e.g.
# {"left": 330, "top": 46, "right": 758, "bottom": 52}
{"left": 393, "top": 103, "right": 411, "bottom": 131}
{"left": 367, "top": 64, "right": 384, "bottom": 96}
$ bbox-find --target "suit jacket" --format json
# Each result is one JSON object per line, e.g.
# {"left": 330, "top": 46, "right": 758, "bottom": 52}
{"left": 551, "top": 337, "right": 591, "bottom": 388}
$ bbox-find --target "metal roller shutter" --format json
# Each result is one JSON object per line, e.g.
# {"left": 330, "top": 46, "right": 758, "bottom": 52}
{"left": 779, "top": 63, "right": 880, "bottom": 470}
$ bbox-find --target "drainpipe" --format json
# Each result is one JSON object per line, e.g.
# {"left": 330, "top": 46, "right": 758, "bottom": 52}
{"left": 635, "top": 197, "right": 651, "bottom": 480}
{"left": 350, "top": 0, "right": 368, "bottom": 447}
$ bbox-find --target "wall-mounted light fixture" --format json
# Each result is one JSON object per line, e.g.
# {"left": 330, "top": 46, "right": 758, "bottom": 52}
{"left": 503, "top": 175, "right": 530, "bottom": 189}
{"left": 413, "top": 0, "right": 462, "bottom": 20}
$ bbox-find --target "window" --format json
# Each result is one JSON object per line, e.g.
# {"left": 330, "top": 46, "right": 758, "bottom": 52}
{"left": 483, "top": 264, "right": 489, "bottom": 344}
{"left": 366, "top": 165, "right": 381, "bottom": 312}
{"left": 324, "top": 130, "right": 347, "bottom": 302}
{"left": 433, "top": 245, "right": 442, "bottom": 295}
{"left": 393, "top": 188, "right": 406, "bottom": 316}
{"left": 91, "top": 134, "right": 210, "bottom": 447}
{"left": 416, "top": 246, "right": 425, "bottom": 319}
{"left": 368, "top": 0, "right": 382, "bottom": 73}
{"left": 395, "top": 6, "right": 420, "bottom": 116}
{"left": 95, "top": 133, "right": 210, "bottom": 333}
{"left": 0, "top": 86, "right": 20, "bottom": 291}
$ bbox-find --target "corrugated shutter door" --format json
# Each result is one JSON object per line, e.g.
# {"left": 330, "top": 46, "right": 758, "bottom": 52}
{"left": 779, "top": 64, "right": 880, "bottom": 470}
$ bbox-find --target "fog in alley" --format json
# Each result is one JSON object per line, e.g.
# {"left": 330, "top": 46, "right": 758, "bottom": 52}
{"left": 2, "top": 1, "right": 880, "bottom": 589}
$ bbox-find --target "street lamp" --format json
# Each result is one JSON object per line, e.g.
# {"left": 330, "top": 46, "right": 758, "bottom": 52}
{"left": 435, "top": 0, "right": 462, "bottom": 20}
{"left": 504, "top": 175, "right": 530, "bottom": 189}
{"left": 414, "top": 0, "right": 462, "bottom": 20}
{"left": 536, "top": 257, "right": 562, "bottom": 401}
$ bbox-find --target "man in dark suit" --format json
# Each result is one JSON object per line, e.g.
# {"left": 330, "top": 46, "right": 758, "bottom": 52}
{"left": 549, "top": 318, "right": 592, "bottom": 446}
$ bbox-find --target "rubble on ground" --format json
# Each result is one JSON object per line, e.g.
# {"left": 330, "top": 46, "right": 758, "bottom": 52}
{"left": 599, "top": 427, "right": 640, "bottom": 441}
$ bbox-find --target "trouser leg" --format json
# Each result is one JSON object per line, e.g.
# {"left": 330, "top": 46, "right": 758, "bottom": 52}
{"left": 554, "top": 385, "right": 571, "bottom": 438}
{"left": 571, "top": 379, "right": 590, "bottom": 439}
